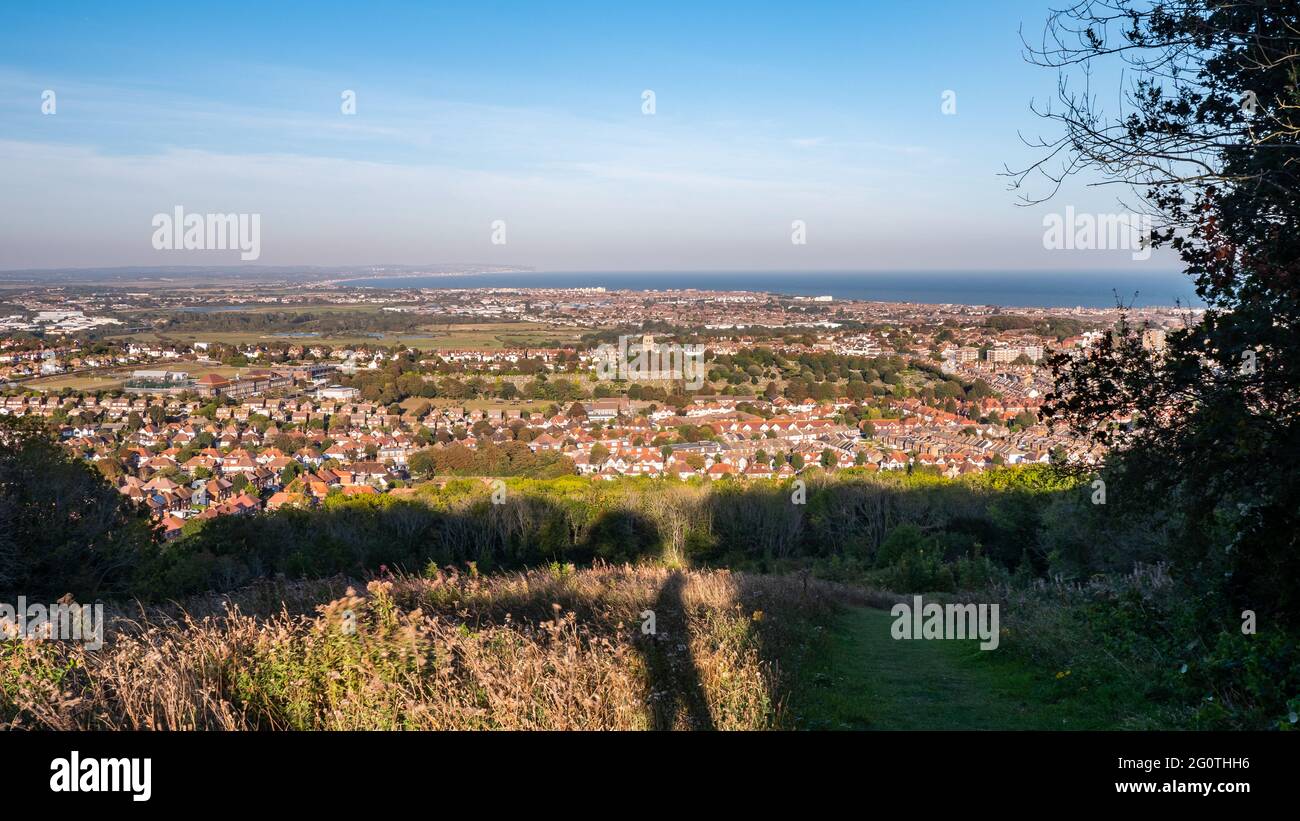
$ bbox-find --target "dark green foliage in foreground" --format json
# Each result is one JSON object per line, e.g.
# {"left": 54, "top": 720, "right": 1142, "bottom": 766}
{"left": 989, "top": 0, "right": 1300, "bottom": 729}
{"left": 134, "top": 468, "right": 1079, "bottom": 599}
{"left": 3, "top": 414, "right": 1295, "bottom": 727}
{"left": 794, "top": 607, "right": 1131, "bottom": 730}
{"left": 0, "top": 415, "right": 155, "bottom": 596}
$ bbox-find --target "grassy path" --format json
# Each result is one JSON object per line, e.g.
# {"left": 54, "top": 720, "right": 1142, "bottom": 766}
{"left": 793, "top": 607, "right": 1118, "bottom": 730}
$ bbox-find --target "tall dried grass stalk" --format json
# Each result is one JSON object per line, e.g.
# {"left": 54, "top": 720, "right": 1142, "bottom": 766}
{"left": 3, "top": 566, "right": 861, "bottom": 731}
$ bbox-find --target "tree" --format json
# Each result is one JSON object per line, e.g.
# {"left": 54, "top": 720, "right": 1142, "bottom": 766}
{"left": 1017, "top": 0, "right": 1300, "bottom": 624}
{"left": 1011, "top": 410, "right": 1038, "bottom": 431}
{"left": 408, "top": 448, "right": 439, "bottom": 478}
{"left": 0, "top": 416, "right": 153, "bottom": 596}
{"left": 96, "top": 457, "right": 125, "bottom": 482}
{"left": 965, "top": 379, "right": 994, "bottom": 400}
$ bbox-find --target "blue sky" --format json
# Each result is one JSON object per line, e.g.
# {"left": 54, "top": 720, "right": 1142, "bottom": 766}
{"left": 0, "top": 0, "right": 1175, "bottom": 271}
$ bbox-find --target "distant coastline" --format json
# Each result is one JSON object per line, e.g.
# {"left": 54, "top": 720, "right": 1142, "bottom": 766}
{"left": 337, "top": 270, "right": 1202, "bottom": 310}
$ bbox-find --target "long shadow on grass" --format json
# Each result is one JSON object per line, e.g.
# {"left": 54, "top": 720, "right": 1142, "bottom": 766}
{"left": 637, "top": 571, "right": 715, "bottom": 730}
{"left": 137, "top": 474, "right": 1039, "bottom": 602}
{"left": 136, "top": 477, "right": 1049, "bottom": 728}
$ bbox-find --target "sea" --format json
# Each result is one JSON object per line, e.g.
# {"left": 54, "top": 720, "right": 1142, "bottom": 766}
{"left": 338, "top": 270, "right": 1202, "bottom": 309}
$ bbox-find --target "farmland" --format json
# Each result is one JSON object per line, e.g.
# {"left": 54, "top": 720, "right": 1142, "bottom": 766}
{"left": 104, "top": 320, "right": 584, "bottom": 351}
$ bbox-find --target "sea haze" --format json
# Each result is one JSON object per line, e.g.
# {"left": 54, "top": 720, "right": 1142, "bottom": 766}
{"left": 340, "top": 270, "right": 1203, "bottom": 309}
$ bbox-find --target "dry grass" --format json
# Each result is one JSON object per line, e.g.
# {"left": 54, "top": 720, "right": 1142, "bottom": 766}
{"left": 2, "top": 565, "right": 865, "bottom": 730}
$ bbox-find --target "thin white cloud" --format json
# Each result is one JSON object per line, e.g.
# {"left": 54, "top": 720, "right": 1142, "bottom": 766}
{"left": 0, "top": 68, "right": 1170, "bottom": 271}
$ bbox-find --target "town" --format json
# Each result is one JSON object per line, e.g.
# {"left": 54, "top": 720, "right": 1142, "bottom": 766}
{"left": 0, "top": 280, "right": 1188, "bottom": 536}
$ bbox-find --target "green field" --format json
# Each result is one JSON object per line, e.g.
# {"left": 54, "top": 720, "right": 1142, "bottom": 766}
{"left": 793, "top": 607, "right": 1142, "bottom": 730}
{"left": 106, "top": 321, "right": 583, "bottom": 351}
